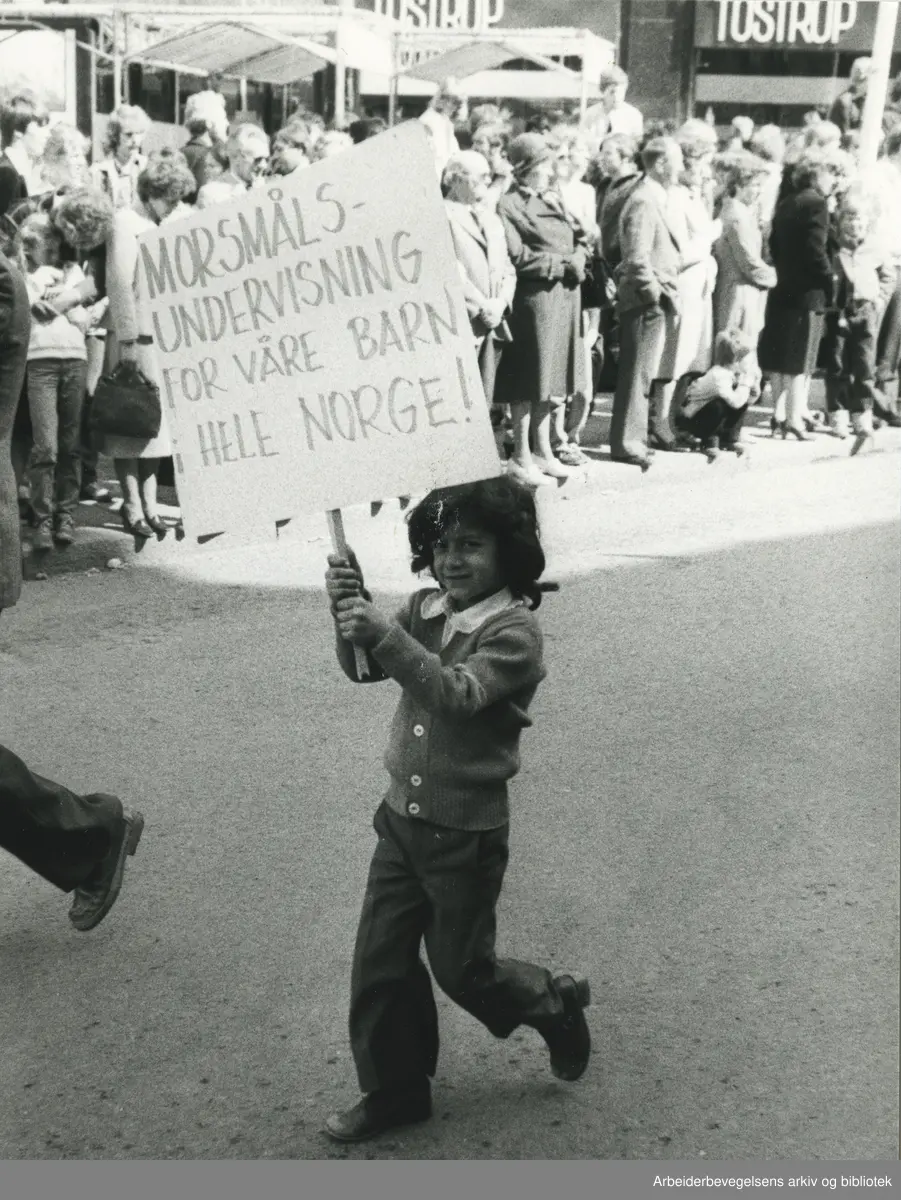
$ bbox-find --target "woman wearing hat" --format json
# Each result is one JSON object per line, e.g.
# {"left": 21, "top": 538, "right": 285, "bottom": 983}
{"left": 496, "top": 132, "right": 590, "bottom": 485}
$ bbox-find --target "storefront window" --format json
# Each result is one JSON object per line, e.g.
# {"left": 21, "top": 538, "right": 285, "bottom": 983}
{"left": 127, "top": 65, "right": 176, "bottom": 123}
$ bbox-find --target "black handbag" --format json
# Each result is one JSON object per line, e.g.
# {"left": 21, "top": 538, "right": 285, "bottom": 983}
{"left": 89, "top": 359, "right": 162, "bottom": 440}
{"left": 582, "top": 251, "right": 618, "bottom": 311}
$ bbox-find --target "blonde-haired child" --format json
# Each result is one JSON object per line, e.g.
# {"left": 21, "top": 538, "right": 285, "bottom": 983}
{"left": 16, "top": 211, "right": 105, "bottom": 548}
{"left": 675, "top": 327, "right": 757, "bottom": 462}
{"left": 821, "top": 190, "right": 895, "bottom": 455}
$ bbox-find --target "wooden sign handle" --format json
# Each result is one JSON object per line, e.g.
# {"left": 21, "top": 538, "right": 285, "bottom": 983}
{"left": 326, "top": 509, "right": 371, "bottom": 680}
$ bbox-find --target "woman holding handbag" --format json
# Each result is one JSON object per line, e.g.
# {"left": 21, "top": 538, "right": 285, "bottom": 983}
{"left": 103, "top": 150, "right": 194, "bottom": 539}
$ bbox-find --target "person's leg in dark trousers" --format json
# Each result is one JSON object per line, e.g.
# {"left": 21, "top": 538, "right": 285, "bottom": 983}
{"left": 0, "top": 743, "right": 144, "bottom": 927}
{"left": 718, "top": 402, "right": 750, "bottom": 452}
{"left": 683, "top": 399, "right": 732, "bottom": 459}
{"left": 0, "top": 743, "right": 121, "bottom": 890}
{"left": 821, "top": 310, "right": 852, "bottom": 436}
{"left": 609, "top": 303, "right": 665, "bottom": 462}
{"left": 847, "top": 304, "right": 881, "bottom": 453}
{"left": 335, "top": 803, "right": 589, "bottom": 1142}
{"left": 875, "top": 266, "right": 901, "bottom": 420}
{"left": 349, "top": 804, "right": 440, "bottom": 1097}
{"left": 847, "top": 302, "right": 881, "bottom": 410}
{"left": 53, "top": 358, "right": 86, "bottom": 530}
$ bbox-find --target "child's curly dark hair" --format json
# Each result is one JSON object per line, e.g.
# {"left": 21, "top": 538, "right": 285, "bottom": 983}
{"left": 406, "top": 476, "right": 546, "bottom": 609}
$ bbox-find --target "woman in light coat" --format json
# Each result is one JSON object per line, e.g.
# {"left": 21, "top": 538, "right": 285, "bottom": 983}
{"left": 713, "top": 152, "right": 777, "bottom": 386}
{"left": 104, "top": 149, "right": 194, "bottom": 538}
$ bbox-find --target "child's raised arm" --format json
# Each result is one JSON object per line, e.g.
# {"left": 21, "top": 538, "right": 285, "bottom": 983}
{"left": 325, "top": 549, "right": 386, "bottom": 683}
{"left": 368, "top": 614, "right": 545, "bottom": 716}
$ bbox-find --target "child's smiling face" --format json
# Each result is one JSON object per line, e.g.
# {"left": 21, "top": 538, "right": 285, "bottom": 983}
{"left": 432, "top": 520, "right": 505, "bottom": 611}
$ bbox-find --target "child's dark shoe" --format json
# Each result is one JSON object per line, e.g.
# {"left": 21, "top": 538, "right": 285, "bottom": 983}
{"left": 323, "top": 1083, "right": 432, "bottom": 1143}
{"left": 541, "top": 974, "right": 592, "bottom": 1082}
{"left": 535, "top": 969, "right": 592, "bottom": 1084}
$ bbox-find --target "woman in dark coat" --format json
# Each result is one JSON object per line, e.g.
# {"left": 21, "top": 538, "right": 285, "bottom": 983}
{"left": 0, "top": 247, "right": 31, "bottom": 609}
{"left": 758, "top": 148, "right": 838, "bottom": 439}
{"left": 496, "top": 133, "right": 589, "bottom": 485}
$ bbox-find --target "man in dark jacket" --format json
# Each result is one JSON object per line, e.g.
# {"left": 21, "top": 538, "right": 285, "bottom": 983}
{"left": 0, "top": 250, "right": 144, "bottom": 932}
{"left": 0, "top": 93, "right": 49, "bottom": 218}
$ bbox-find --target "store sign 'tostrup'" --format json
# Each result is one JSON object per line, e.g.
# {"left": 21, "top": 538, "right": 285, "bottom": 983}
{"left": 697, "top": 1, "right": 901, "bottom": 50}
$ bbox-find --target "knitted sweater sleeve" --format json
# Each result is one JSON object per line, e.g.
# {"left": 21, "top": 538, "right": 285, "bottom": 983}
{"left": 334, "top": 592, "right": 415, "bottom": 684}
{"left": 369, "top": 613, "right": 544, "bottom": 716}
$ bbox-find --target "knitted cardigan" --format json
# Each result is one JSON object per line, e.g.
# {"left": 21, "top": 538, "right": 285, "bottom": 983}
{"left": 335, "top": 588, "right": 546, "bottom": 831}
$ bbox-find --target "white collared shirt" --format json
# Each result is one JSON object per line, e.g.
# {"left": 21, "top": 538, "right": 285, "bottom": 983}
{"left": 420, "top": 586, "right": 524, "bottom": 649}
{"left": 579, "top": 101, "right": 644, "bottom": 149}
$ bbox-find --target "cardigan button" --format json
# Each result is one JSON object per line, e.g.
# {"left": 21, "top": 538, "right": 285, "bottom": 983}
{"left": 413, "top": 724, "right": 425, "bottom": 737}
{"left": 407, "top": 802, "right": 421, "bottom": 816}
{"left": 410, "top": 774, "right": 422, "bottom": 787}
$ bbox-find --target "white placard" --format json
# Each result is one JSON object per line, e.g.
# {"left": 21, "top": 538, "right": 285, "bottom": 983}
{"left": 136, "top": 123, "right": 500, "bottom": 543}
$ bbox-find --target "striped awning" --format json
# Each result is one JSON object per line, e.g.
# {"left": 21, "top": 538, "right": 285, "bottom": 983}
{"left": 402, "top": 37, "right": 594, "bottom": 90}
{"left": 126, "top": 21, "right": 337, "bottom": 85}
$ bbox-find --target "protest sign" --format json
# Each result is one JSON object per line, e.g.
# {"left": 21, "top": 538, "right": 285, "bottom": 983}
{"left": 135, "top": 122, "right": 501, "bottom": 544}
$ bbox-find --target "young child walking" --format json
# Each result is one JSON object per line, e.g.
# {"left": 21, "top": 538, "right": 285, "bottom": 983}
{"left": 675, "top": 327, "right": 757, "bottom": 462}
{"left": 323, "top": 476, "right": 591, "bottom": 1144}
{"left": 821, "top": 192, "right": 895, "bottom": 456}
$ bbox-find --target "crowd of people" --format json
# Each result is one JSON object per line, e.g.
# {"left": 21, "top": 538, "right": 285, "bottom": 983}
{"left": 1, "top": 54, "right": 900, "bottom": 590}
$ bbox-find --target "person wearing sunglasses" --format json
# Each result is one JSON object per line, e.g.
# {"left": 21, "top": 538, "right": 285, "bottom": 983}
{"left": 196, "top": 123, "right": 270, "bottom": 210}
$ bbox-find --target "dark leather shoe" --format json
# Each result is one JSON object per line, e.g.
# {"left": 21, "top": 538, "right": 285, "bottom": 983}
{"left": 611, "top": 453, "right": 652, "bottom": 472}
{"left": 541, "top": 974, "right": 592, "bottom": 1082}
{"left": 69, "top": 809, "right": 144, "bottom": 932}
{"left": 323, "top": 1084, "right": 432, "bottom": 1143}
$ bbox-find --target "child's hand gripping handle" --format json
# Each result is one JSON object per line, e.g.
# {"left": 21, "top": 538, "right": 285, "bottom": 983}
{"left": 326, "top": 509, "right": 371, "bottom": 680}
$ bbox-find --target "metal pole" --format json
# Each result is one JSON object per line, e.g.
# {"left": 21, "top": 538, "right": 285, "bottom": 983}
{"left": 334, "top": 0, "right": 349, "bottom": 127}
{"left": 579, "top": 30, "right": 589, "bottom": 121}
{"left": 388, "top": 30, "right": 398, "bottom": 126}
{"left": 860, "top": 0, "right": 899, "bottom": 169}
{"left": 112, "top": 4, "right": 123, "bottom": 108}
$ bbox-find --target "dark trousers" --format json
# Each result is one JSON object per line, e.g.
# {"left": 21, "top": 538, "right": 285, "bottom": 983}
{"left": 26, "top": 358, "right": 87, "bottom": 524}
{"left": 822, "top": 303, "right": 881, "bottom": 414}
{"left": 478, "top": 335, "right": 504, "bottom": 408}
{"left": 677, "top": 399, "right": 748, "bottom": 448}
{"left": 79, "top": 390, "right": 100, "bottom": 487}
{"left": 609, "top": 304, "right": 666, "bottom": 459}
{"left": 350, "top": 802, "right": 565, "bottom": 1095}
{"left": 876, "top": 267, "right": 901, "bottom": 410}
{"left": 0, "top": 744, "right": 122, "bottom": 892}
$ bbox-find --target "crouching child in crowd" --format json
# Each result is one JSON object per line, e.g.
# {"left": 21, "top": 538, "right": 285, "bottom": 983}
{"left": 821, "top": 192, "right": 895, "bottom": 456}
{"left": 675, "top": 327, "right": 756, "bottom": 462}
{"left": 322, "top": 476, "right": 591, "bottom": 1144}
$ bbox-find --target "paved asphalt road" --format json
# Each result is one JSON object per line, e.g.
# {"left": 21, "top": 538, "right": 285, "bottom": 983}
{"left": 1, "top": 442, "right": 898, "bottom": 1161}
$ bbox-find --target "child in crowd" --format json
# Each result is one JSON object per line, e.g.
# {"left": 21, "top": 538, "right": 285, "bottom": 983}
{"left": 675, "top": 327, "right": 757, "bottom": 462}
{"left": 322, "top": 477, "right": 591, "bottom": 1144}
{"left": 821, "top": 192, "right": 895, "bottom": 455}
{"left": 16, "top": 211, "right": 105, "bottom": 548}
